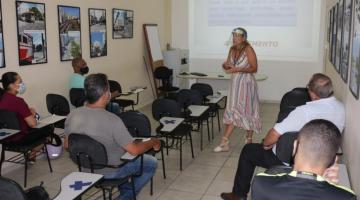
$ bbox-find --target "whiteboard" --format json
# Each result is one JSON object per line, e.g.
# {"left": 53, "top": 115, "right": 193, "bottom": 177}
{"left": 145, "top": 25, "right": 163, "bottom": 62}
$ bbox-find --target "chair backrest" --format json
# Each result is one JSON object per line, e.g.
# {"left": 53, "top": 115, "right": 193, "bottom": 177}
{"left": 275, "top": 131, "right": 299, "bottom": 165}
{"left": 69, "top": 88, "right": 86, "bottom": 108}
{"left": 68, "top": 133, "right": 108, "bottom": 171}
{"left": 0, "top": 109, "right": 21, "bottom": 129}
{"left": 277, "top": 87, "right": 311, "bottom": 123}
{"left": 177, "top": 89, "right": 203, "bottom": 109}
{"left": 154, "top": 66, "right": 173, "bottom": 86}
{"left": 265, "top": 165, "right": 292, "bottom": 175}
{"left": 109, "top": 80, "right": 123, "bottom": 94}
{"left": 0, "top": 176, "right": 27, "bottom": 200}
{"left": 118, "top": 111, "right": 152, "bottom": 137}
{"left": 152, "top": 98, "right": 181, "bottom": 121}
{"left": 191, "top": 83, "right": 213, "bottom": 98}
{"left": 46, "top": 94, "right": 70, "bottom": 116}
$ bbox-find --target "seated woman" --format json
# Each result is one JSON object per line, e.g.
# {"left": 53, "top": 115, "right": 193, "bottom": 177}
{"left": 0, "top": 72, "right": 42, "bottom": 158}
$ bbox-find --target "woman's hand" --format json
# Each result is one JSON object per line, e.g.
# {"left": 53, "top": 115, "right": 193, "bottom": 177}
{"left": 225, "top": 66, "right": 239, "bottom": 74}
{"left": 29, "top": 107, "right": 36, "bottom": 116}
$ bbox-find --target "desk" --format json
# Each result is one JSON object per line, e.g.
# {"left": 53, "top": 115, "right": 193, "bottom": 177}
{"left": 0, "top": 129, "right": 20, "bottom": 141}
{"left": 188, "top": 105, "right": 209, "bottom": 117}
{"left": 160, "top": 117, "right": 184, "bottom": 132}
{"left": 206, "top": 95, "right": 226, "bottom": 104}
{"left": 53, "top": 172, "right": 103, "bottom": 200}
{"left": 177, "top": 72, "right": 267, "bottom": 91}
{"left": 36, "top": 115, "right": 66, "bottom": 128}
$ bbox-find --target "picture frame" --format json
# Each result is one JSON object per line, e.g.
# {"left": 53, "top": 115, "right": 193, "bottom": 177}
{"left": 0, "top": 1, "right": 5, "bottom": 68}
{"left": 335, "top": 0, "right": 344, "bottom": 72}
{"left": 329, "top": 8, "right": 334, "bottom": 62}
{"left": 331, "top": 4, "right": 338, "bottom": 65}
{"left": 340, "top": 0, "right": 353, "bottom": 83}
{"left": 58, "top": 5, "right": 82, "bottom": 61}
{"left": 112, "top": 9, "right": 134, "bottom": 39}
{"left": 350, "top": 0, "right": 360, "bottom": 99}
{"left": 89, "top": 8, "right": 107, "bottom": 58}
{"left": 16, "top": 1, "right": 47, "bottom": 66}
{"left": 328, "top": 8, "right": 332, "bottom": 43}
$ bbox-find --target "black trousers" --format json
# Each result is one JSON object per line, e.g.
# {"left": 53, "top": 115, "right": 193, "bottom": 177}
{"left": 232, "top": 143, "right": 283, "bottom": 198}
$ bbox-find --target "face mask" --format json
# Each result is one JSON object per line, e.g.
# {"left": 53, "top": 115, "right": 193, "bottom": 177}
{"left": 17, "top": 83, "right": 26, "bottom": 94}
{"left": 80, "top": 66, "right": 89, "bottom": 75}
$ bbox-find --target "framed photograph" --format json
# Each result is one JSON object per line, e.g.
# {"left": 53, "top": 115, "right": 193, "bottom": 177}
{"left": 0, "top": 2, "right": 5, "bottom": 68}
{"left": 350, "top": 0, "right": 360, "bottom": 99}
{"left": 112, "top": 9, "right": 133, "bottom": 39}
{"left": 89, "top": 8, "right": 107, "bottom": 58}
{"left": 58, "top": 5, "right": 81, "bottom": 61}
{"left": 331, "top": 5, "right": 338, "bottom": 65}
{"left": 328, "top": 8, "right": 332, "bottom": 43}
{"left": 340, "top": 0, "right": 353, "bottom": 83}
{"left": 16, "top": 1, "right": 47, "bottom": 66}
{"left": 335, "top": 0, "right": 344, "bottom": 72}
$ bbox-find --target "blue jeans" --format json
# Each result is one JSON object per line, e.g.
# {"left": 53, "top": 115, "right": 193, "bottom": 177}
{"left": 104, "top": 154, "right": 158, "bottom": 200}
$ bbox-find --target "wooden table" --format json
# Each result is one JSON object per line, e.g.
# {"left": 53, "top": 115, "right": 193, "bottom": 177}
{"left": 0, "top": 129, "right": 20, "bottom": 141}
{"left": 53, "top": 172, "right": 103, "bottom": 200}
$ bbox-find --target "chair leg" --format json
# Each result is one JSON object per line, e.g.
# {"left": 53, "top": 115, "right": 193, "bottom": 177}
{"left": 24, "top": 152, "right": 28, "bottom": 188}
{"left": 102, "top": 188, "right": 106, "bottom": 200}
{"left": 165, "top": 137, "right": 169, "bottom": 155}
{"left": 131, "top": 176, "right": 137, "bottom": 200}
{"left": 0, "top": 147, "right": 5, "bottom": 175}
{"left": 189, "top": 131, "right": 194, "bottom": 159}
{"left": 207, "top": 119, "right": 210, "bottom": 142}
{"left": 109, "top": 187, "right": 113, "bottom": 200}
{"left": 160, "top": 148, "right": 166, "bottom": 179}
{"left": 179, "top": 137, "right": 183, "bottom": 171}
{"left": 211, "top": 116, "right": 214, "bottom": 139}
{"left": 150, "top": 178, "right": 153, "bottom": 195}
{"left": 131, "top": 105, "right": 135, "bottom": 110}
{"left": 217, "top": 109, "right": 221, "bottom": 132}
{"left": 200, "top": 122, "right": 203, "bottom": 151}
{"left": 44, "top": 144, "right": 53, "bottom": 172}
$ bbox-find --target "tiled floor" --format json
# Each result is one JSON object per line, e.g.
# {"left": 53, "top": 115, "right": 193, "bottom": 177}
{"left": 2, "top": 102, "right": 280, "bottom": 200}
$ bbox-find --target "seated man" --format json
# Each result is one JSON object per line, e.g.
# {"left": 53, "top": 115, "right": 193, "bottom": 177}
{"left": 252, "top": 119, "right": 356, "bottom": 200}
{"left": 221, "top": 73, "right": 345, "bottom": 200}
{"left": 65, "top": 73, "right": 160, "bottom": 200}
{"left": 69, "top": 57, "right": 89, "bottom": 89}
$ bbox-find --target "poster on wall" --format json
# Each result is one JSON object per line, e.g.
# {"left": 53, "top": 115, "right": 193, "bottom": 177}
{"left": 89, "top": 8, "right": 107, "bottom": 58}
{"left": 340, "top": 0, "right": 353, "bottom": 83}
{"left": 350, "top": 0, "right": 360, "bottom": 99}
{"left": 58, "top": 5, "right": 81, "bottom": 61}
{"left": 0, "top": 2, "right": 5, "bottom": 68}
{"left": 16, "top": 1, "right": 47, "bottom": 66}
{"left": 112, "top": 9, "right": 133, "bottom": 39}
{"left": 335, "top": 0, "right": 344, "bottom": 72}
{"left": 331, "top": 4, "right": 338, "bottom": 65}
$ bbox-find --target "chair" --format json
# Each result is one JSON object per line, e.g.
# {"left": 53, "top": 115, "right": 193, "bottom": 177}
{"left": 118, "top": 110, "right": 166, "bottom": 179}
{"left": 177, "top": 89, "right": 211, "bottom": 149}
{"left": 153, "top": 66, "right": 179, "bottom": 97}
{"left": 152, "top": 98, "right": 194, "bottom": 170}
{"left": 0, "top": 176, "right": 49, "bottom": 200}
{"left": 265, "top": 165, "right": 292, "bottom": 175}
{"left": 69, "top": 88, "right": 86, "bottom": 108}
{"left": 109, "top": 80, "right": 136, "bottom": 111}
{"left": 46, "top": 93, "right": 70, "bottom": 129}
{"left": 0, "top": 109, "right": 53, "bottom": 188}
{"left": 277, "top": 87, "right": 311, "bottom": 123}
{"left": 68, "top": 133, "right": 141, "bottom": 200}
{"left": 191, "top": 83, "right": 221, "bottom": 133}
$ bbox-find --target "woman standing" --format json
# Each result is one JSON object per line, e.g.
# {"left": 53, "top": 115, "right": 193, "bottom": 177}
{"left": 214, "top": 27, "right": 262, "bottom": 152}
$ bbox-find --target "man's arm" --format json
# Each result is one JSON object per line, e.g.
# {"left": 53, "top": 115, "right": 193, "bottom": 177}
{"left": 124, "top": 138, "right": 161, "bottom": 156}
{"left": 263, "top": 128, "right": 281, "bottom": 149}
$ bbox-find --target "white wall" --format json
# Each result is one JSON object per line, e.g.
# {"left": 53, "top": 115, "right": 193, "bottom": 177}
{"left": 172, "top": 0, "right": 327, "bottom": 102}
{"left": 0, "top": 0, "right": 171, "bottom": 116}
{"left": 326, "top": 0, "right": 360, "bottom": 195}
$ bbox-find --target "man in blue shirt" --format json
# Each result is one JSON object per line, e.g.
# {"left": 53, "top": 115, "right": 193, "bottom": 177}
{"left": 69, "top": 57, "right": 89, "bottom": 89}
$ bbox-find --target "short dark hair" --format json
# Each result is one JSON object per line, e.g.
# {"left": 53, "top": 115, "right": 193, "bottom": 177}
{"left": 0, "top": 72, "right": 19, "bottom": 100}
{"left": 84, "top": 73, "right": 109, "bottom": 104}
{"left": 307, "top": 73, "right": 333, "bottom": 98}
{"left": 72, "top": 57, "right": 84, "bottom": 68}
{"left": 298, "top": 119, "right": 341, "bottom": 168}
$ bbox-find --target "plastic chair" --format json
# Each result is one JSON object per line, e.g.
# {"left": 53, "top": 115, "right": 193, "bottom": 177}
{"left": 153, "top": 66, "right": 179, "bottom": 97}
{"left": 69, "top": 88, "right": 86, "bottom": 108}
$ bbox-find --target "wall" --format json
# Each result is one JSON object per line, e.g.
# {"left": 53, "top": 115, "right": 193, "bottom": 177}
{"left": 326, "top": 0, "right": 360, "bottom": 195}
{"left": 171, "top": 0, "right": 327, "bottom": 102}
{"left": 0, "top": 0, "right": 171, "bottom": 116}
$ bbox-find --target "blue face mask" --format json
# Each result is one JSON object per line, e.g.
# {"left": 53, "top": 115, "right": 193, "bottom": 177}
{"left": 18, "top": 83, "right": 26, "bottom": 94}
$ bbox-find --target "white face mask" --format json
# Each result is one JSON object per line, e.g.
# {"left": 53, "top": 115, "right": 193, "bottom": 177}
{"left": 17, "top": 83, "right": 26, "bottom": 94}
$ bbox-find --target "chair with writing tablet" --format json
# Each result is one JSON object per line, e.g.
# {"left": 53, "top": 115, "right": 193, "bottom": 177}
{"left": 153, "top": 66, "right": 179, "bottom": 98}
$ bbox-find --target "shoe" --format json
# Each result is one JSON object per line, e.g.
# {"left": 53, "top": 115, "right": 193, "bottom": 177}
{"left": 220, "top": 192, "right": 244, "bottom": 200}
{"left": 214, "top": 137, "right": 230, "bottom": 152}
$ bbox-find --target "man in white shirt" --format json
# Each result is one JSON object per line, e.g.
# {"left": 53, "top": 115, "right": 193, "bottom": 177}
{"left": 220, "top": 73, "right": 345, "bottom": 200}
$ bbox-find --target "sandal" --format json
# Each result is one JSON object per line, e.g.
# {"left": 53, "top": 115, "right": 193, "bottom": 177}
{"left": 214, "top": 137, "right": 230, "bottom": 152}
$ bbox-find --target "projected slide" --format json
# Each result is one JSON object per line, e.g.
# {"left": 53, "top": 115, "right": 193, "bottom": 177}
{"left": 190, "top": 0, "right": 322, "bottom": 62}
{"left": 208, "top": 0, "right": 297, "bottom": 27}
